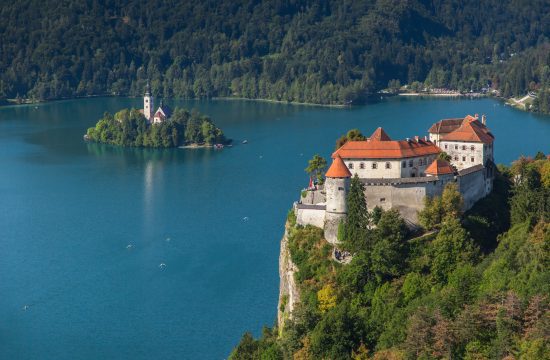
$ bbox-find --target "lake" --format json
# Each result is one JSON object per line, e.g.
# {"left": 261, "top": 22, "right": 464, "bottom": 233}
{"left": 0, "top": 96, "right": 548, "bottom": 359}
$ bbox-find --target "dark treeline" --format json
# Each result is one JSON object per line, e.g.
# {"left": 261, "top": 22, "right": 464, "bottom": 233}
{"left": 0, "top": 0, "right": 549, "bottom": 107}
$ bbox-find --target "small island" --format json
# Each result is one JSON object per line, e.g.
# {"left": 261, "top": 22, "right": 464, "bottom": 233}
{"left": 85, "top": 84, "right": 228, "bottom": 148}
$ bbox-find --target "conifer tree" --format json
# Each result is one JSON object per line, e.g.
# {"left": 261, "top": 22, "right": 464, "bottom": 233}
{"left": 343, "top": 174, "right": 369, "bottom": 252}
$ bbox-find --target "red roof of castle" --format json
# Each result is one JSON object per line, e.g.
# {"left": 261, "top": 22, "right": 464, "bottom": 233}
{"left": 326, "top": 154, "right": 352, "bottom": 178}
{"left": 425, "top": 159, "right": 455, "bottom": 175}
{"left": 333, "top": 127, "right": 441, "bottom": 159}
{"left": 440, "top": 116, "right": 494, "bottom": 144}
{"left": 370, "top": 127, "right": 392, "bottom": 141}
{"left": 428, "top": 118, "right": 464, "bottom": 135}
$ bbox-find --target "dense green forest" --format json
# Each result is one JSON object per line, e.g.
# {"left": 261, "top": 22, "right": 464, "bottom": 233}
{"left": 230, "top": 154, "right": 549, "bottom": 359}
{"left": 86, "top": 108, "right": 226, "bottom": 147}
{"left": 0, "top": 1, "right": 549, "bottom": 109}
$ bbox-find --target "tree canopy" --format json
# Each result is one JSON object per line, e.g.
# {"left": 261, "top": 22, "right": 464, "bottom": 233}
{"left": 0, "top": 1, "right": 548, "bottom": 111}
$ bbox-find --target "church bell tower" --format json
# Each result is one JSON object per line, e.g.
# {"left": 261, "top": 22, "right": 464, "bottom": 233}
{"left": 144, "top": 81, "right": 154, "bottom": 121}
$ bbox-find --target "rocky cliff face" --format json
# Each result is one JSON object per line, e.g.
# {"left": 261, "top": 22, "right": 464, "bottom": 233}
{"left": 277, "top": 221, "right": 300, "bottom": 331}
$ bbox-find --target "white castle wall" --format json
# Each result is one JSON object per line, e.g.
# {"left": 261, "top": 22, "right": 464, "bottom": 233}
{"left": 296, "top": 207, "right": 325, "bottom": 228}
{"left": 344, "top": 154, "right": 440, "bottom": 179}
{"left": 440, "top": 141, "right": 493, "bottom": 170}
{"left": 294, "top": 166, "right": 492, "bottom": 235}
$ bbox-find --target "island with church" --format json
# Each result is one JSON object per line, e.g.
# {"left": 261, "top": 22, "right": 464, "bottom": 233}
{"left": 85, "top": 83, "right": 228, "bottom": 148}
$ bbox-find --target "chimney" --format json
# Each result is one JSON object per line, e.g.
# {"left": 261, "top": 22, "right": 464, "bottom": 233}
{"left": 424, "top": 135, "right": 428, "bottom": 141}
{"left": 414, "top": 136, "right": 419, "bottom": 142}
{"left": 474, "top": 113, "right": 479, "bottom": 119}
{"left": 406, "top": 137, "right": 410, "bottom": 142}
{"left": 482, "top": 114, "right": 487, "bottom": 125}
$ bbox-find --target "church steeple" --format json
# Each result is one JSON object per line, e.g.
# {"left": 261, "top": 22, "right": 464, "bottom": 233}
{"left": 143, "top": 81, "right": 153, "bottom": 121}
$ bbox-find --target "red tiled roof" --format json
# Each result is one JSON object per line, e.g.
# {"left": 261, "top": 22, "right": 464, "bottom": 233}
{"left": 440, "top": 117, "right": 494, "bottom": 144}
{"left": 428, "top": 118, "right": 464, "bottom": 134}
{"left": 333, "top": 138, "right": 441, "bottom": 159}
{"left": 369, "top": 127, "right": 391, "bottom": 141}
{"left": 326, "top": 154, "right": 352, "bottom": 178}
{"left": 425, "top": 159, "right": 455, "bottom": 175}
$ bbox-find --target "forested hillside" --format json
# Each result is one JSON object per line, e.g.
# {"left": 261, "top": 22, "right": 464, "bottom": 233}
{"left": 230, "top": 154, "right": 550, "bottom": 359}
{"left": 0, "top": 0, "right": 549, "bottom": 106}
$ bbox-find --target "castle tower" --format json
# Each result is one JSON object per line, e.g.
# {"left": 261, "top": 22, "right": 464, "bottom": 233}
{"left": 143, "top": 81, "right": 154, "bottom": 121}
{"left": 324, "top": 154, "right": 352, "bottom": 244}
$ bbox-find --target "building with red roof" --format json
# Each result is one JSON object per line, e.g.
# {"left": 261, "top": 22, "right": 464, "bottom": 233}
{"left": 433, "top": 114, "right": 494, "bottom": 171}
{"left": 333, "top": 127, "right": 441, "bottom": 178}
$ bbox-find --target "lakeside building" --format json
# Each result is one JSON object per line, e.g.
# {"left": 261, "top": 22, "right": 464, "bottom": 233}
{"left": 140, "top": 83, "right": 172, "bottom": 124}
{"left": 295, "top": 115, "right": 495, "bottom": 243}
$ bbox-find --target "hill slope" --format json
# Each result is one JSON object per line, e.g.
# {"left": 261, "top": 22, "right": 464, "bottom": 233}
{"left": 0, "top": 0, "right": 549, "bottom": 106}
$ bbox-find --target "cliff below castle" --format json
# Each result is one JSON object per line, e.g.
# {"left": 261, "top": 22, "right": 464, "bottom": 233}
{"left": 277, "top": 221, "right": 300, "bottom": 331}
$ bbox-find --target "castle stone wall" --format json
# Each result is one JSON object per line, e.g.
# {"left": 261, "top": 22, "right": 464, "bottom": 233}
{"left": 296, "top": 207, "right": 325, "bottom": 228}
{"left": 458, "top": 167, "right": 487, "bottom": 210}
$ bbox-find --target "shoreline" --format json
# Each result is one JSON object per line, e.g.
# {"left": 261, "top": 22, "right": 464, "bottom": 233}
{"left": 212, "top": 96, "right": 348, "bottom": 108}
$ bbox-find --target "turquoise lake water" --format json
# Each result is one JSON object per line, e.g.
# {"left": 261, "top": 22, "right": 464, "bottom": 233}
{"left": 0, "top": 97, "right": 548, "bottom": 359}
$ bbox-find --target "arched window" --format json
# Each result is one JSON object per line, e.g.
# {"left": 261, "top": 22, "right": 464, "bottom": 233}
{"left": 372, "top": 163, "right": 378, "bottom": 169}
{"left": 385, "top": 162, "right": 391, "bottom": 169}
{"left": 470, "top": 145, "right": 475, "bottom": 151}
{"left": 359, "top": 162, "right": 365, "bottom": 169}
{"left": 348, "top": 163, "right": 353, "bottom": 169}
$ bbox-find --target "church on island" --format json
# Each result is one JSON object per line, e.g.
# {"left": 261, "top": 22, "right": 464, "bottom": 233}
{"left": 296, "top": 114, "right": 495, "bottom": 243}
{"left": 139, "top": 83, "right": 172, "bottom": 124}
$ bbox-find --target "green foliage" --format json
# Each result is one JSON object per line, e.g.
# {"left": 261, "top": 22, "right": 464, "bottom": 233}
{"left": 369, "top": 210, "right": 409, "bottom": 281}
{"left": 335, "top": 129, "right": 366, "bottom": 150}
{"left": 418, "top": 182, "right": 463, "bottom": 230}
{"left": 342, "top": 174, "right": 370, "bottom": 252}
{"left": 86, "top": 107, "right": 225, "bottom": 147}
{"left": 430, "top": 218, "right": 478, "bottom": 282}
{"left": 304, "top": 154, "right": 327, "bottom": 185}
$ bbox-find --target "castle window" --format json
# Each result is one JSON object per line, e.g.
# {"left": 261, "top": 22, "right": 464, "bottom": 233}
{"left": 348, "top": 163, "right": 353, "bottom": 169}
{"left": 145, "top": 99, "right": 148, "bottom": 103}
{"left": 462, "top": 145, "right": 466, "bottom": 150}
{"left": 454, "top": 156, "right": 458, "bottom": 161}
{"left": 359, "top": 162, "right": 365, "bottom": 169}
{"left": 418, "top": 159, "right": 423, "bottom": 166}
{"left": 372, "top": 163, "right": 378, "bottom": 169}
{"left": 455, "top": 145, "right": 458, "bottom": 150}
{"left": 338, "top": 187, "right": 344, "bottom": 191}
{"left": 462, "top": 156, "right": 466, "bottom": 161}
{"left": 444, "top": 144, "right": 448, "bottom": 149}
{"left": 470, "top": 145, "right": 475, "bottom": 151}
{"left": 471, "top": 157, "right": 474, "bottom": 162}
{"left": 385, "top": 162, "right": 391, "bottom": 169}
{"left": 402, "top": 161, "right": 406, "bottom": 168}
{"left": 380, "top": 198, "right": 386, "bottom": 202}
{"left": 408, "top": 160, "right": 413, "bottom": 167}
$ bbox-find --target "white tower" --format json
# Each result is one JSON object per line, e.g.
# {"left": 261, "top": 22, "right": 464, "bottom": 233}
{"left": 143, "top": 81, "right": 154, "bottom": 121}
{"left": 324, "top": 155, "right": 352, "bottom": 244}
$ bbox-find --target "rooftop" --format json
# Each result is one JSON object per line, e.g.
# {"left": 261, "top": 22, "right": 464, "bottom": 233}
{"left": 425, "top": 158, "right": 455, "bottom": 175}
{"left": 440, "top": 116, "right": 494, "bottom": 144}
{"left": 326, "top": 154, "right": 352, "bottom": 178}
{"left": 333, "top": 128, "right": 441, "bottom": 159}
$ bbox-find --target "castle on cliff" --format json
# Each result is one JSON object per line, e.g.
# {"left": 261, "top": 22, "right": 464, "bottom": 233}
{"left": 139, "top": 82, "right": 172, "bottom": 124}
{"left": 295, "top": 114, "right": 495, "bottom": 243}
